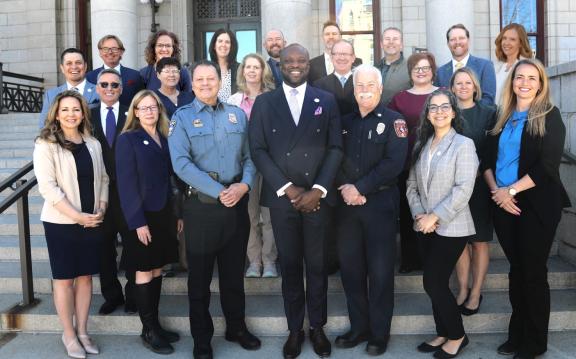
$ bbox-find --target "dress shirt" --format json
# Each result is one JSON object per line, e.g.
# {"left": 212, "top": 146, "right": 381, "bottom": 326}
{"left": 496, "top": 110, "right": 528, "bottom": 187}
{"left": 324, "top": 52, "right": 334, "bottom": 75}
{"left": 99, "top": 102, "right": 119, "bottom": 134}
{"left": 334, "top": 71, "right": 352, "bottom": 85}
{"left": 452, "top": 53, "right": 471, "bottom": 73}
{"left": 67, "top": 79, "right": 87, "bottom": 94}
{"left": 103, "top": 63, "right": 122, "bottom": 74}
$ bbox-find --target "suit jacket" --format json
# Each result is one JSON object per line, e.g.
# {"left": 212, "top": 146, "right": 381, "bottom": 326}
{"left": 39, "top": 82, "right": 99, "bottom": 128}
{"left": 86, "top": 65, "right": 144, "bottom": 107}
{"left": 308, "top": 54, "right": 363, "bottom": 84}
{"left": 249, "top": 85, "right": 343, "bottom": 208}
{"left": 313, "top": 74, "right": 357, "bottom": 116}
{"left": 482, "top": 107, "right": 571, "bottom": 228}
{"left": 406, "top": 128, "right": 479, "bottom": 237}
{"left": 375, "top": 55, "right": 411, "bottom": 105}
{"left": 434, "top": 54, "right": 496, "bottom": 105}
{"left": 90, "top": 104, "right": 128, "bottom": 181}
{"left": 115, "top": 129, "right": 173, "bottom": 230}
{"left": 33, "top": 136, "right": 109, "bottom": 224}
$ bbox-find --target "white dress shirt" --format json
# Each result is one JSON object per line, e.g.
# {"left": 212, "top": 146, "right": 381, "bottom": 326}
{"left": 324, "top": 52, "right": 334, "bottom": 75}
{"left": 99, "top": 102, "right": 120, "bottom": 133}
{"left": 104, "top": 63, "right": 122, "bottom": 74}
{"left": 67, "top": 79, "right": 87, "bottom": 94}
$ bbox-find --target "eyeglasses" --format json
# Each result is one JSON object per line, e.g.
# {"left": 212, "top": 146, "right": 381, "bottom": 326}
{"left": 428, "top": 103, "right": 452, "bottom": 113}
{"left": 100, "top": 47, "right": 122, "bottom": 53}
{"left": 161, "top": 69, "right": 180, "bottom": 75}
{"left": 98, "top": 82, "right": 121, "bottom": 89}
{"left": 332, "top": 52, "right": 353, "bottom": 57}
{"left": 412, "top": 66, "right": 432, "bottom": 73}
{"left": 155, "top": 43, "right": 173, "bottom": 49}
{"left": 136, "top": 105, "right": 159, "bottom": 113}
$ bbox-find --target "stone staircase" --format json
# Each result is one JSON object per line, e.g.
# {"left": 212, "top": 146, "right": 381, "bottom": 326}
{"left": 0, "top": 112, "right": 575, "bottom": 340}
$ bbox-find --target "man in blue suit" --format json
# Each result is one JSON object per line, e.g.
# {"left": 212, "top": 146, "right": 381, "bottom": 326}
{"left": 86, "top": 35, "right": 144, "bottom": 107}
{"left": 249, "top": 44, "right": 343, "bottom": 359}
{"left": 434, "top": 24, "right": 496, "bottom": 105}
{"left": 38, "top": 48, "right": 99, "bottom": 128}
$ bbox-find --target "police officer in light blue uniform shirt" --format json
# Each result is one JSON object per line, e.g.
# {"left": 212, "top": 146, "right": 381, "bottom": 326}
{"left": 167, "top": 60, "right": 260, "bottom": 359}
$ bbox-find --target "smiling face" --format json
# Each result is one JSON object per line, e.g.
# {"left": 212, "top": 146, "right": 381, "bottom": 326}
{"left": 134, "top": 95, "right": 160, "bottom": 129}
{"left": 215, "top": 32, "right": 231, "bottom": 59}
{"left": 354, "top": 68, "right": 382, "bottom": 113}
{"left": 501, "top": 28, "right": 521, "bottom": 61}
{"left": 56, "top": 96, "right": 84, "bottom": 133}
{"left": 192, "top": 64, "right": 220, "bottom": 105}
{"left": 60, "top": 52, "right": 87, "bottom": 85}
{"left": 323, "top": 25, "right": 341, "bottom": 52}
{"left": 381, "top": 29, "right": 403, "bottom": 58}
{"left": 264, "top": 30, "right": 285, "bottom": 59}
{"left": 280, "top": 46, "right": 310, "bottom": 87}
{"left": 154, "top": 35, "right": 174, "bottom": 62}
{"left": 98, "top": 38, "right": 124, "bottom": 68}
{"left": 447, "top": 28, "right": 470, "bottom": 61}
{"left": 427, "top": 94, "right": 455, "bottom": 132}
{"left": 243, "top": 57, "right": 263, "bottom": 86}
{"left": 331, "top": 41, "right": 355, "bottom": 75}
{"left": 157, "top": 65, "right": 181, "bottom": 89}
{"left": 411, "top": 59, "right": 433, "bottom": 86}
{"left": 512, "top": 63, "right": 541, "bottom": 103}
{"left": 96, "top": 72, "right": 122, "bottom": 107}
{"left": 452, "top": 71, "right": 476, "bottom": 103}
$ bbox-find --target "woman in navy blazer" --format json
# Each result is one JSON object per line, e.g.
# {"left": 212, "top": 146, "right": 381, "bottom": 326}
{"left": 482, "top": 59, "right": 571, "bottom": 359}
{"left": 116, "top": 90, "right": 180, "bottom": 354}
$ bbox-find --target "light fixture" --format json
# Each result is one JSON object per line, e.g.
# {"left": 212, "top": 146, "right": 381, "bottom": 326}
{"left": 140, "top": 0, "right": 164, "bottom": 33}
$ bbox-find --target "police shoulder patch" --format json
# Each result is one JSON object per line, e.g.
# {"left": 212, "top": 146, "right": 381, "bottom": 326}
{"left": 394, "top": 119, "right": 408, "bottom": 138}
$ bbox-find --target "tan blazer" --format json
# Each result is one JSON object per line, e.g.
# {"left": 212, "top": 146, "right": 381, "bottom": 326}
{"left": 33, "top": 136, "right": 109, "bottom": 224}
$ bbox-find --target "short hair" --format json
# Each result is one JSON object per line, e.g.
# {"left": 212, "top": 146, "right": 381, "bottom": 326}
{"left": 280, "top": 43, "right": 310, "bottom": 63}
{"left": 494, "top": 23, "right": 533, "bottom": 62}
{"left": 208, "top": 29, "right": 239, "bottom": 66}
{"left": 97, "top": 34, "right": 125, "bottom": 51}
{"left": 382, "top": 26, "right": 403, "bottom": 40}
{"left": 446, "top": 24, "right": 470, "bottom": 42}
{"left": 352, "top": 64, "right": 383, "bottom": 87}
{"left": 144, "top": 30, "right": 182, "bottom": 65}
{"left": 123, "top": 90, "right": 169, "bottom": 137}
{"left": 190, "top": 60, "right": 221, "bottom": 80}
{"left": 331, "top": 40, "right": 355, "bottom": 55}
{"left": 96, "top": 68, "right": 122, "bottom": 84}
{"left": 450, "top": 67, "right": 482, "bottom": 102}
{"left": 407, "top": 52, "right": 437, "bottom": 82}
{"left": 60, "top": 48, "right": 86, "bottom": 64}
{"left": 156, "top": 57, "right": 182, "bottom": 74}
{"left": 322, "top": 20, "right": 341, "bottom": 33}
{"left": 236, "top": 53, "right": 275, "bottom": 94}
{"left": 265, "top": 29, "right": 285, "bottom": 40}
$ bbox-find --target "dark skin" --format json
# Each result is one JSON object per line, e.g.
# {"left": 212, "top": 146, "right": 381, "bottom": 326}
{"left": 280, "top": 45, "right": 322, "bottom": 212}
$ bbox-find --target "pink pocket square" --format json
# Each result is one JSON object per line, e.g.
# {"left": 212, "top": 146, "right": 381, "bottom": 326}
{"left": 314, "top": 106, "right": 323, "bottom": 116}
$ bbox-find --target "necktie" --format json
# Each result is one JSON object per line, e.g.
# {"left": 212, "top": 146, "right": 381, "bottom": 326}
{"left": 340, "top": 76, "right": 347, "bottom": 88}
{"left": 105, "top": 107, "right": 116, "bottom": 147}
{"left": 71, "top": 87, "right": 79, "bottom": 92}
{"left": 455, "top": 62, "right": 464, "bottom": 70}
{"left": 288, "top": 88, "right": 300, "bottom": 126}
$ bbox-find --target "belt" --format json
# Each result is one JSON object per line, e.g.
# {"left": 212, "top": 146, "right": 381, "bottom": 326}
{"left": 184, "top": 174, "right": 242, "bottom": 203}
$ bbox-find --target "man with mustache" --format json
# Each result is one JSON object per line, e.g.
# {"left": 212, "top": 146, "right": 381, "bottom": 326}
{"left": 264, "top": 29, "right": 287, "bottom": 88}
{"left": 249, "top": 43, "right": 343, "bottom": 358}
{"left": 334, "top": 64, "right": 408, "bottom": 355}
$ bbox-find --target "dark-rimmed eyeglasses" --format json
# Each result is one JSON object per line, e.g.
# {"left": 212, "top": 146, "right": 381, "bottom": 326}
{"left": 99, "top": 47, "right": 122, "bottom": 53}
{"left": 137, "top": 105, "right": 159, "bottom": 113}
{"left": 98, "top": 82, "right": 121, "bottom": 89}
{"left": 428, "top": 103, "right": 452, "bottom": 113}
{"left": 412, "top": 66, "right": 432, "bottom": 73}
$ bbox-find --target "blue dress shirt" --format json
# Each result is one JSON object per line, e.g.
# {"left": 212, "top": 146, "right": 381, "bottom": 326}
{"left": 496, "top": 110, "right": 528, "bottom": 187}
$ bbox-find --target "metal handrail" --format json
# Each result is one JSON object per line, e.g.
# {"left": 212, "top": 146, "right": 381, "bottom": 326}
{"left": 0, "top": 161, "right": 37, "bottom": 306}
{"left": 1, "top": 62, "right": 45, "bottom": 114}
{"left": 1, "top": 71, "right": 44, "bottom": 83}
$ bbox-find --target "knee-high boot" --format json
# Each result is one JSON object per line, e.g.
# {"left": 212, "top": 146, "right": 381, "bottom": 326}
{"left": 134, "top": 281, "right": 174, "bottom": 355}
{"left": 151, "top": 276, "right": 180, "bottom": 343}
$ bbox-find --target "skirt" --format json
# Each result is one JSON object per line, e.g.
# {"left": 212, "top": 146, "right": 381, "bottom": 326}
{"left": 469, "top": 176, "right": 494, "bottom": 242}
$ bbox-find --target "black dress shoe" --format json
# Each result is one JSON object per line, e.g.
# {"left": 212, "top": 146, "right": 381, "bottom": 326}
{"left": 497, "top": 340, "right": 518, "bottom": 355}
{"left": 334, "top": 331, "right": 369, "bottom": 348}
{"left": 417, "top": 340, "right": 447, "bottom": 353}
{"left": 513, "top": 353, "right": 535, "bottom": 359}
{"left": 283, "top": 330, "right": 305, "bottom": 359}
{"left": 461, "top": 295, "right": 483, "bottom": 316}
{"left": 98, "top": 298, "right": 124, "bottom": 315}
{"left": 365, "top": 337, "right": 389, "bottom": 356}
{"left": 124, "top": 301, "right": 137, "bottom": 314}
{"left": 433, "top": 335, "right": 469, "bottom": 359}
{"left": 310, "top": 327, "right": 331, "bottom": 357}
{"left": 193, "top": 344, "right": 213, "bottom": 359}
{"left": 225, "top": 328, "right": 261, "bottom": 350}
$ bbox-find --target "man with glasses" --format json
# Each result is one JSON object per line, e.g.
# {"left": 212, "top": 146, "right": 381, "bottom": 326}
{"left": 87, "top": 35, "right": 144, "bottom": 106}
{"left": 435, "top": 24, "right": 496, "bottom": 105}
{"left": 91, "top": 68, "right": 136, "bottom": 315}
{"left": 376, "top": 27, "right": 411, "bottom": 105}
{"left": 38, "top": 48, "right": 99, "bottom": 128}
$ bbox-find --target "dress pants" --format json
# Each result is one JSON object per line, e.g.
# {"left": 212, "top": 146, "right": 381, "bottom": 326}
{"left": 184, "top": 195, "right": 250, "bottom": 346}
{"left": 494, "top": 202, "right": 558, "bottom": 356}
{"left": 398, "top": 170, "right": 421, "bottom": 268}
{"left": 246, "top": 174, "right": 277, "bottom": 266}
{"left": 418, "top": 232, "right": 469, "bottom": 340}
{"left": 269, "top": 205, "right": 328, "bottom": 331}
{"left": 100, "top": 183, "right": 134, "bottom": 304}
{"left": 337, "top": 188, "right": 398, "bottom": 339}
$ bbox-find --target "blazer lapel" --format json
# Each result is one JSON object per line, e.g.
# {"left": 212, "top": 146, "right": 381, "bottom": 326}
{"left": 427, "top": 129, "right": 457, "bottom": 189}
{"left": 287, "top": 86, "right": 316, "bottom": 150}
{"left": 271, "top": 87, "right": 298, "bottom": 130}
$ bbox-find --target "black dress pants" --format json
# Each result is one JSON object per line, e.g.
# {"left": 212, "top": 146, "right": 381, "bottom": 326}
{"left": 184, "top": 195, "right": 249, "bottom": 346}
{"left": 418, "top": 232, "right": 469, "bottom": 340}
{"left": 494, "top": 203, "right": 558, "bottom": 356}
{"left": 337, "top": 188, "right": 398, "bottom": 339}
{"left": 269, "top": 205, "right": 328, "bottom": 331}
{"left": 398, "top": 170, "right": 421, "bottom": 269}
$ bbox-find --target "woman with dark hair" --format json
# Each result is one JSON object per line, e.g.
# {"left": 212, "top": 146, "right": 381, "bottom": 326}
{"left": 209, "top": 28, "right": 240, "bottom": 102}
{"left": 450, "top": 67, "right": 497, "bottom": 315}
{"left": 388, "top": 52, "right": 439, "bottom": 273}
{"left": 34, "top": 90, "right": 109, "bottom": 358}
{"left": 154, "top": 57, "right": 195, "bottom": 118}
{"left": 116, "top": 90, "right": 180, "bottom": 354}
{"left": 407, "top": 89, "right": 478, "bottom": 358}
{"left": 140, "top": 30, "right": 192, "bottom": 93}
{"left": 493, "top": 23, "right": 532, "bottom": 104}
{"left": 483, "top": 59, "right": 570, "bottom": 359}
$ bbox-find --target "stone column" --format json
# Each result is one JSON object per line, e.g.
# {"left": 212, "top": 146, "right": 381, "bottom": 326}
{"left": 90, "top": 1, "right": 139, "bottom": 69}
{"left": 261, "top": 0, "right": 313, "bottom": 53}
{"left": 425, "top": 0, "right": 475, "bottom": 65}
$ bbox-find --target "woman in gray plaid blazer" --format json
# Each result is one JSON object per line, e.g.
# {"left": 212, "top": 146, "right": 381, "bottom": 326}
{"left": 407, "top": 89, "right": 479, "bottom": 358}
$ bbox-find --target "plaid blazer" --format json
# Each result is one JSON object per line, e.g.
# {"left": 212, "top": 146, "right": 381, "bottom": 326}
{"left": 406, "top": 128, "right": 479, "bottom": 237}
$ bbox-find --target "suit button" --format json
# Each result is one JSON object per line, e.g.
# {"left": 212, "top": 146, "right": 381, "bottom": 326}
{"left": 316, "top": 129, "right": 320, "bottom": 133}
{"left": 286, "top": 152, "right": 290, "bottom": 156}
{"left": 304, "top": 153, "right": 308, "bottom": 157}
{"left": 305, "top": 172, "right": 309, "bottom": 176}
{"left": 272, "top": 129, "right": 276, "bottom": 132}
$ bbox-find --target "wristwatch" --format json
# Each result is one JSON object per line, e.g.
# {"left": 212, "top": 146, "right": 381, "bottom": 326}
{"left": 508, "top": 186, "right": 517, "bottom": 196}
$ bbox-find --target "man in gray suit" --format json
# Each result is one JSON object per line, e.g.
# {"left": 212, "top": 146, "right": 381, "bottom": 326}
{"left": 38, "top": 48, "right": 99, "bottom": 128}
{"left": 376, "top": 27, "right": 411, "bottom": 105}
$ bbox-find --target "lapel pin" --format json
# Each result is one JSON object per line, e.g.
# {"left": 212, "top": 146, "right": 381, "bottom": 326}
{"left": 314, "top": 98, "right": 320, "bottom": 103}
{"left": 87, "top": 88, "right": 92, "bottom": 92}
{"left": 314, "top": 106, "right": 323, "bottom": 116}
{"left": 143, "top": 140, "right": 149, "bottom": 145}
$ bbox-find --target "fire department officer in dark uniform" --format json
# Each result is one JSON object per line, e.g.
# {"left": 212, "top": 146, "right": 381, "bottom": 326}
{"left": 334, "top": 64, "right": 408, "bottom": 356}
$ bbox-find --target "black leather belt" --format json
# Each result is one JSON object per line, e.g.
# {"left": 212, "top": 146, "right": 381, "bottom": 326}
{"left": 184, "top": 173, "right": 242, "bottom": 204}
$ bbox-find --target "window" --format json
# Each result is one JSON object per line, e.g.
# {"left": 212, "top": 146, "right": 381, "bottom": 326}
{"left": 500, "top": 0, "right": 544, "bottom": 62}
{"left": 330, "top": 0, "right": 381, "bottom": 64}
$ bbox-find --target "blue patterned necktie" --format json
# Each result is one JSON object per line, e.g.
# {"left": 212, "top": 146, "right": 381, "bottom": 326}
{"left": 105, "top": 107, "right": 116, "bottom": 147}
{"left": 340, "top": 76, "right": 347, "bottom": 88}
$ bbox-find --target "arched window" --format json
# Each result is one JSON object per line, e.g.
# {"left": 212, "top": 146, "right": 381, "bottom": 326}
{"left": 500, "top": 0, "right": 545, "bottom": 63}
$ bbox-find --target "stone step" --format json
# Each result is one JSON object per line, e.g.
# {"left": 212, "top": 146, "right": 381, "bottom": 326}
{"left": 0, "top": 256, "right": 574, "bottom": 295}
{"left": 0, "top": 148, "right": 33, "bottom": 158}
{"left": 0, "top": 132, "right": 38, "bottom": 140}
{"left": 0, "top": 124, "right": 39, "bottom": 133}
{"left": 0, "top": 157, "right": 33, "bottom": 169}
{"left": 1, "top": 290, "right": 575, "bottom": 336}
{"left": 0, "top": 139, "right": 35, "bottom": 150}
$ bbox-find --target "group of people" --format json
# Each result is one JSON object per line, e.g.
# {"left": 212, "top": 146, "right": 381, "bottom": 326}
{"left": 32, "top": 19, "right": 570, "bottom": 359}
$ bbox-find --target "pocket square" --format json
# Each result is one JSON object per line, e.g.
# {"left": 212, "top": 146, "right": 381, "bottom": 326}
{"left": 314, "top": 106, "right": 323, "bottom": 116}
{"left": 127, "top": 79, "right": 135, "bottom": 86}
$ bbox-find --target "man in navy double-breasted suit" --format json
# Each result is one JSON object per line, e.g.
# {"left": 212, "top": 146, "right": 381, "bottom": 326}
{"left": 249, "top": 44, "right": 343, "bottom": 359}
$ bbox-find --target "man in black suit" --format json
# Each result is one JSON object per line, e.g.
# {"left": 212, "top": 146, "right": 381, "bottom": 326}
{"left": 249, "top": 44, "right": 343, "bottom": 359}
{"left": 92, "top": 68, "right": 135, "bottom": 314}
{"left": 308, "top": 21, "right": 362, "bottom": 83}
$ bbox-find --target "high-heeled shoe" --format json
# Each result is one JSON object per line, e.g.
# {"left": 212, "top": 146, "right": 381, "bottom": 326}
{"left": 433, "top": 335, "right": 469, "bottom": 358}
{"left": 461, "top": 295, "right": 483, "bottom": 316}
{"left": 78, "top": 334, "right": 100, "bottom": 355}
{"left": 62, "top": 334, "right": 86, "bottom": 359}
{"left": 457, "top": 289, "right": 470, "bottom": 309}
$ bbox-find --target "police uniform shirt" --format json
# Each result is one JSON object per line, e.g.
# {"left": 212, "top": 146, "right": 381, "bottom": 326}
{"left": 340, "top": 102, "right": 408, "bottom": 194}
{"left": 168, "top": 98, "right": 256, "bottom": 198}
